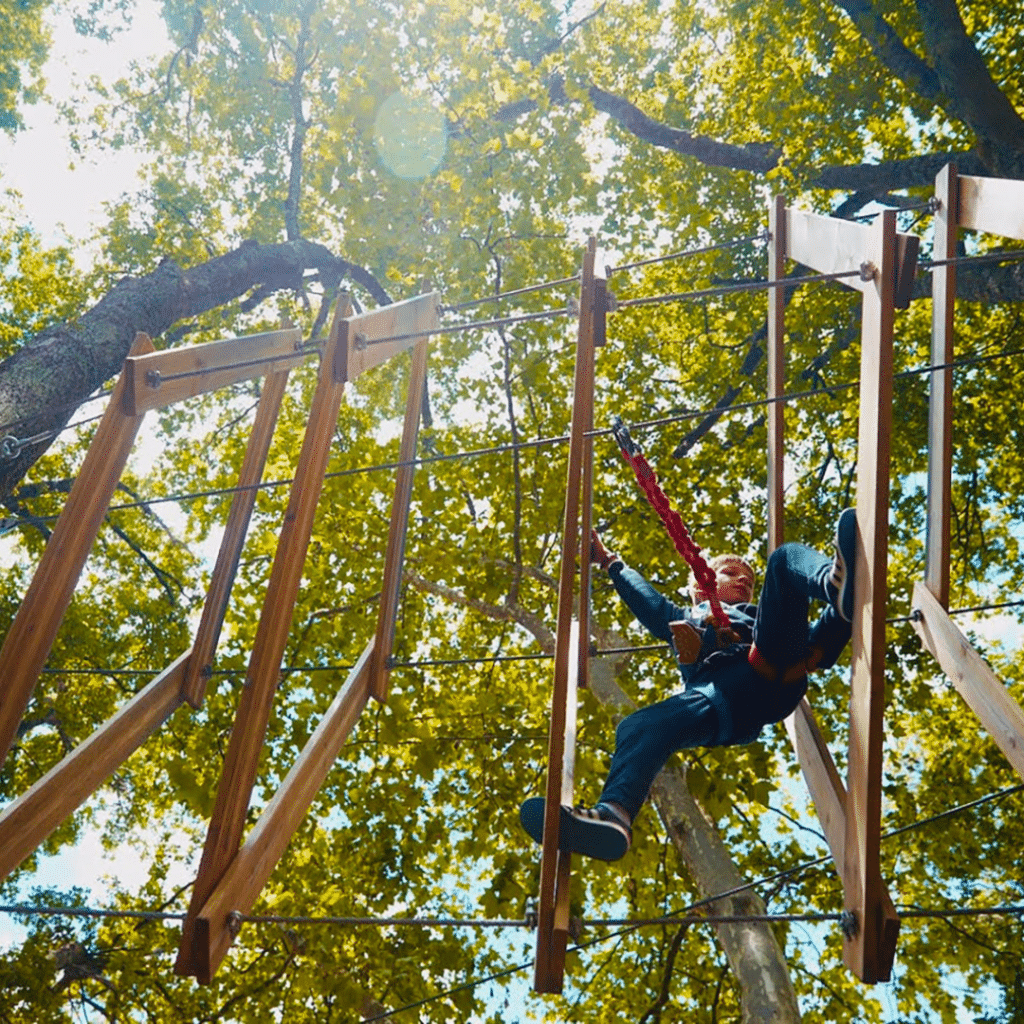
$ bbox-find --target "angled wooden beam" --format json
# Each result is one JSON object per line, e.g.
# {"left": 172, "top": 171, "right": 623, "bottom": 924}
{"left": 191, "top": 641, "right": 374, "bottom": 983}
{"left": 767, "top": 195, "right": 787, "bottom": 554}
{"left": 175, "top": 297, "right": 352, "bottom": 977}
{"left": 843, "top": 210, "right": 899, "bottom": 983}
{"left": 0, "top": 651, "right": 189, "bottom": 882}
{"left": 336, "top": 291, "right": 440, "bottom": 384}
{"left": 535, "top": 239, "right": 599, "bottom": 994}
{"left": 912, "top": 582, "right": 1024, "bottom": 779}
{"left": 123, "top": 327, "right": 303, "bottom": 415}
{"left": 958, "top": 174, "right": 1024, "bottom": 240}
{"left": 785, "top": 209, "right": 919, "bottom": 306}
{"left": 925, "top": 164, "right": 958, "bottom": 608}
{"left": 182, "top": 368, "right": 291, "bottom": 706}
{"left": 368, "top": 336, "right": 431, "bottom": 702}
{"left": 0, "top": 332, "right": 154, "bottom": 766}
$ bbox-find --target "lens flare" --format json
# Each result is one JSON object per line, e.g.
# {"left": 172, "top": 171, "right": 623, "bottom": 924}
{"left": 373, "top": 92, "right": 446, "bottom": 180}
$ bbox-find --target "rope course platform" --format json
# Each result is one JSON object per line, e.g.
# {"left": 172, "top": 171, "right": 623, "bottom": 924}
{"left": 0, "top": 163, "right": 1023, "bottom": 1004}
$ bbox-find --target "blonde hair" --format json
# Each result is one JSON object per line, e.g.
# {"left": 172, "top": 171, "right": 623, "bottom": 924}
{"left": 688, "top": 554, "right": 756, "bottom": 604}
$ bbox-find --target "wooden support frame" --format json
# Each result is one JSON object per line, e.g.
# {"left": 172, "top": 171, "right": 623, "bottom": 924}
{"left": 771, "top": 202, "right": 903, "bottom": 983}
{"left": 0, "top": 650, "right": 189, "bottom": 882}
{"left": 0, "top": 332, "right": 154, "bottom": 766}
{"left": 534, "top": 239, "right": 600, "bottom": 993}
{"left": 189, "top": 641, "right": 374, "bottom": 982}
{"left": 766, "top": 195, "right": 787, "bottom": 553}
{"left": 175, "top": 297, "right": 353, "bottom": 977}
{"left": 912, "top": 583, "right": 1024, "bottom": 779}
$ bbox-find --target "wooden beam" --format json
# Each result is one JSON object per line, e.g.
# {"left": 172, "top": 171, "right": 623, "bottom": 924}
{"left": 183, "top": 369, "right": 290, "bottom": 706}
{"left": 175, "top": 297, "right": 352, "bottom": 978}
{"left": 535, "top": 240, "right": 599, "bottom": 994}
{"left": 767, "top": 195, "right": 786, "bottom": 554}
{"left": 336, "top": 292, "right": 440, "bottom": 384}
{"left": 191, "top": 641, "right": 373, "bottom": 983}
{"left": 785, "top": 208, "right": 918, "bottom": 302}
{"left": 925, "top": 164, "right": 958, "bottom": 608}
{"left": 912, "top": 581, "right": 1024, "bottom": 779}
{"left": 368, "top": 336, "right": 431, "bottom": 702}
{"left": 958, "top": 174, "right": 1024, "bottom": 240}
{"left": 0, "top": 650, "right": 189, "bottom": 883}
{"left": 843, "top": 211, "right": 898, "bottom": 984}
{"left": 124, "top": 327, "right": 303, "bottom": 415}
{"left": 0, "top": 332, "right": 154, "bottom": 766}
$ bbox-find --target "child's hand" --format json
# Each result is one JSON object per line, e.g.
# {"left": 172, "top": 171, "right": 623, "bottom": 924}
{"left": 590, "top": 529, "right": 614, "bottom": 568}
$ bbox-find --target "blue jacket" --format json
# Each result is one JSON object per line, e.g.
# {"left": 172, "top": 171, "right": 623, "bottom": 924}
{"left": 607, "top": 560, "right": 806, "bottom": 745}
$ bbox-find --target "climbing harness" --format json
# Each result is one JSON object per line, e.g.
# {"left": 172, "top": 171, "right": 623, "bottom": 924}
{"left": 610, "top": 416, "right": 729, "bottom": 629}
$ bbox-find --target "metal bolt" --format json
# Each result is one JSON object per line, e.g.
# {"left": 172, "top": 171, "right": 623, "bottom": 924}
{"left": 840, "top": 909, "right": 859, "bottom": 939}
{"left": 227, "top": 910, "right": 243, "bottom": 937}
{"left": 859, "top": 261, "right": 876, "bottom": 282}
{"left": 145, "top": 369, "right": 162, "bottom": 389}
{"left": 911, "top": 608, "right": 924, "bottom": 622}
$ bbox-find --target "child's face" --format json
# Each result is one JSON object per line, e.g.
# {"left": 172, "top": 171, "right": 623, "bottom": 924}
{"left": 697, "top": 561, "right": 755, "bottom": 605}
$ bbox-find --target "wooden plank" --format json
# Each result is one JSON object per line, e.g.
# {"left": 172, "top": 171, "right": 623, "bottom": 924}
{"left": 124, "top": 327, "right": 303, "bottom": 415}
{"left": 0, "top": 332, "right": 154, "bottom": 766}
{"left": 535, "top": 240, "right": 598, "bottom": 994}
{"left": 912, "top": 581, "right": 1024, "bottom": 779}
{"left": 0, "top": 651, "right": 189, "bottom": 882}
{"left": 925, "top": 164, "right": 958, "bottom": 608}
{"left": 191, "top": 641, "right": 373, "bottom": 983}
{"left": 337, "top": 292, "right": 440, "bottom": 384}
{"left": 175, "top": 297, "right": 352, "bottom": 978}
{"left": 182, "top": 369, "right": 290, "bottom": 706}
{"left": 767, "top": 195, "right": 787, "bottom": 554}
{"left": 843, "top": 210, "right": 898, "bottom": 983}
{"left": 958, "top": 174, "right": 1024, "bottom": 240}
{"left": 368, "top": 337, "right": 430, "bottom": 701}
{"left": 785, "top": 209, "right": 918, "bottom": 303}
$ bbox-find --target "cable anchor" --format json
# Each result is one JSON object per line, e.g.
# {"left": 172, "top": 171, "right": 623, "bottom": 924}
{"left": 566, "top": 296, "right": 580, "bottom": 316}
{"left": 0, "top": 435, "right": 21, "bottom": 460}
{"left": 524, "top": 897, "right": 538, "bottom": 929}
{"left": 227, "top": 910, "right": 244, "bottom": 937}
{"left": 354, "top": 332, "right": 368, "bottom": 351}
{"left": 610, "top": 416, "right": 642, "bottom": 459}
{"left": 145, "top": 369, "right": 162, "bottom": 389}
{"left": 858, "top": 261, "right": 876, "bottom": 282}
{"left": 839, "top": 909, "right": 858, "bottom": 939}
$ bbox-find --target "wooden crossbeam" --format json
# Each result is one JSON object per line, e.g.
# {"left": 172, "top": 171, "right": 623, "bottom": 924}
{"left": 124, "top": 327, "right": 303, "bottom": 415}
{"left": 912, "top": 583, "right": 1024, "bottom": 779}
{"left": 0, "top": 650, "right": 189, "bottom": 882}
{"left": 182, "top": 368, "right": 290, "bottom": 706}
{"left": 925, "top": 165, "right": 958, "bottom": 608}
{"left": 190, "top": 641, "right": 374, "bottom": 982}
{"left": 175, "top": 297, "right": 352, "bottom": 977}
{"left": 0, "top": 332, "right": 154, "bottom": 767}
{"left": 534, "top": 239, "right": 599, "bottom": 994}
{"left": 336, "top": 291, "right": 439, "bottom": 384}
{"left": 368, "top": 334, "right": 432, "bottom": 701}
{"left": 958, "top": 174, "right": 1024, "bottom": 240}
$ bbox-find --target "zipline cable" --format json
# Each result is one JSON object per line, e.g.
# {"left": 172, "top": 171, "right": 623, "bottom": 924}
{"left": 605, "top": 233, "right": 768, "bottom": 275}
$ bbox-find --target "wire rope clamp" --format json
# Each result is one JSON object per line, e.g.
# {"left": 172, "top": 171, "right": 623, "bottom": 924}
{"left": 144, "top": 369, "right": 162, "bottom": 389}
{"left": 839, "top": 909, "right": 859, "bottom": 940}
{"left": 858, "top": 261, "right": 876, "bottom": 282}
{"left": 226, "top": 910, "right": 244, "bottom": 938}
{"left": 524, "top": 897, "right": 538, "bottom": 930}
{"left": 0, "top": 435, "right": 21, "bottom": 460}
{"left": 610, "top": 416, "right": 642, "bottom": 459}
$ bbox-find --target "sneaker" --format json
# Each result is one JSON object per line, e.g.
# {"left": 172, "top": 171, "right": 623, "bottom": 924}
{"left": 825, "top": 508, "right": 857, "bottom": 622}
{"left": 519, "top": 798, "right": 632, "bottom": 862}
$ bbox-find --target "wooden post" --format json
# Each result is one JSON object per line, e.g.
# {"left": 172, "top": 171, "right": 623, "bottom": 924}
{"left": 368, "top": 336, "right": 430, "bottom": 702}
{"left": 767, "top": 195, "right": 787, "bottom": 554}
{"left": 0, "top": 333, "right": 154, "bottom": 766}
{"left": 190, "top": 641, "right": 374, "bottom": 982}
{"left": 534, "top": 239, "right": 599, "bottom": 993}
{"left": 175, "top": 298, "right": 351, "bottom": 977}
{"left": 843, "top": 210, "right": 898, "bottom": 983}
{"left": 182, "top": 369, "right": 290, "bottom": 706}
{"left": 925, "top": 164, "right": 957, "bottom": 608}
{"left": 0, "top": 650, "right": 189, "bottom": 882}
{"left": 912, "top": 582, "right": 1024, "bottom": 779}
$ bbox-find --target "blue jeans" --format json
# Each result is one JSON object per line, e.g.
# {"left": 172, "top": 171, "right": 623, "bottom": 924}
{"left": 598, "top": 543, "right": 850, "bottom": 821}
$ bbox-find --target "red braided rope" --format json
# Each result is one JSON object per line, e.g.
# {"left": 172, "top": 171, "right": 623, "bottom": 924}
{"left": 616, "top": 443, "right": 729, "bottom": 628}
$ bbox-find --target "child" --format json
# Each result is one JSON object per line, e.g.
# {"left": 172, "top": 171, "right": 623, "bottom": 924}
{"left": 520, "top": 509, "right": 857, "bottom": 861}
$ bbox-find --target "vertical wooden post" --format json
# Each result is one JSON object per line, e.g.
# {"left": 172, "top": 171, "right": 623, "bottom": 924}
{"left": 534, "top": 239, "right": 599, "bottom": 993}
{"left": 925, "top": 164, "right": 958, "bottom": 609}
{"left": 182, "top": 368, "right": 291, "bottom": 707}
{"left": 843, "top": 210, "right": 900, "bottom": 982}
{"left": 175, "top": 298, "right": 351, "bottom": 977}
{"left": 0, "top": 333, "right": 154, "bottom": 766}
{"left": 767, "top": 195, "right": 787, "bottom": 554}
{"left": 368, "top": 336, "right": 430, "bottom": 702}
